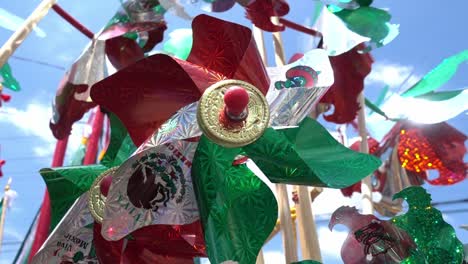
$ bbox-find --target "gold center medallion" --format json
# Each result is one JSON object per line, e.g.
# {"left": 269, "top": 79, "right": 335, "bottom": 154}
{"left": 88, "top": 167, "right": 118, "bottom": 223}
{"left": 197, "top": 79, "right": 270, "bottom": 148}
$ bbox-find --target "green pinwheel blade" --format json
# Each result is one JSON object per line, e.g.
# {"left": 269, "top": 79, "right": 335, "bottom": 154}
{"left": 401, "top": 50, "right": 468, "bottom": 98}
{"left": 0, "top": 62, "right": 21, "bottom": 91}
{"left": 244, "top": 117, "right": 381, "bottom": 188}
{"left": 40, "top": 165, "right": 107, "bottom": 230}
{"left": 392, "top": 186, "right": 464, "bottom": 263}
{"left": 100, "top": 113, "right": 137, "bottom": 167}
{"left": 192, "top": 136, "right": 277, "bottom": 264}
{"left": 41, "top": 112, "right": 136, "bottom": 230}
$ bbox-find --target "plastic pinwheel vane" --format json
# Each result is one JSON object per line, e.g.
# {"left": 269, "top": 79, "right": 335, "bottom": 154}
{"left": 85, "top": 15, "right": 382, "bottom": 264}
{"left": 50, "top": 3, "right": 167, "bottom": 140}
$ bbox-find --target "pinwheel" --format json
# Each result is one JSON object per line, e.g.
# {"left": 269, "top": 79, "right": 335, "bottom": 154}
{"left": 340, "top": 120, "right": 466, "bottom": 215}
{"left": 329, "top": 206, "right": 416, "bottom": 263}
{"left": 396, "top": 121, "right": 467, "bottom": 185}
{"left": 91, "top": 14, "right": 381, "bottom": 264}
{"left": 326, "top": 0, "right": 399, "bottom": 50}
{"left": 0, "top": 62, "right": 21, "bottom": 91}
{"left": 0, "top": 85, "right": 11, "bottom": 107}
{"left": 50, "top": 3, "right": 166, "bottom": 139}
{"left": 0, "top": 62, "right": 20, "bottom": 107}
{"left": 392, "top": 186, "right": 465, "bottom": 263}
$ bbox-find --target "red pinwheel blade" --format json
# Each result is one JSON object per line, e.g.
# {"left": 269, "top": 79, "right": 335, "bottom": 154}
{"left": 188, "top": 15, "right": 270, "bottom": 94}
{"left": 94, "top": 222, "right": 206, "bottom": 264}
{"left": 91, "top": 54, "right": 202, "bottom": 146}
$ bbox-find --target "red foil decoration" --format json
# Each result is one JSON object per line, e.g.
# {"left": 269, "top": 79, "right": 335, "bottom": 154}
{"left": 93, "top": 222, "right": 206, "bottom": 264}
{"left": 398, "top": 122, "right": 467, "bottom": 185}
{"left": 50, "top": 22, "right": 166, "bottom": 140}
{"left": 245, "top": 0, "right": 290, "bottom": 32}
{"left": 0, "top": 159, "right": 5, "bottom": 177}
{"left": 91, "top": 15, "right": 270, "bottom": 146}
{"left": 320, "top": 45, "right": 373, "bottom": 124}
{"left": 329, "top": 206, "right": 416, "bottom": 264}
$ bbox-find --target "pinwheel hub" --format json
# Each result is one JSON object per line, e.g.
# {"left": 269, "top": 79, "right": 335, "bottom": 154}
{"left": 88, "top": 167, "right": 118, "bottom": 223}
{"left": 197, "top": 79, "right": 270, "bottom": 148}
{"left": 223, "top": 86, "right": 250, "bottom": 121}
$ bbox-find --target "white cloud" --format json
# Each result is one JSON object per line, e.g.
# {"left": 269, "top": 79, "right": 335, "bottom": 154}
{"left": 365, "top": 62, "right": 420, "bottom": 90}
{"left": 0, "top": 8, "right": 46, "bottom": 38}
{"left": 0, "top": 102, "right": 85, "bottom": 159}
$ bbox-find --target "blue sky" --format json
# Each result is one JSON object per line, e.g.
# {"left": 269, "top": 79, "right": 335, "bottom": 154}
{"left": 0, "top": 0, "right": 467, "bottom": 263}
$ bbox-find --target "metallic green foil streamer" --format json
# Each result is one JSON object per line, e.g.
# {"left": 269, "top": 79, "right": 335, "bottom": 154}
{"left": 415, "top": 89, "right": 464, "bottom": 101}
{"left": 192, "top": 136, "right": 278, "bottom": 264}
{"left": 401, "top": 50, "right": 468, "bottom": 98}
{"left": 40, "top": 113, "right": 136, "bottom": 230}
{"left": 331, "top": 6, "right": 398, "bottom": 48}
{"left": 243, "top": 117, "right": 381, "bottom": 188}
{"left": 0, "top": 62, "right": 21, "bottom": 91}
{"left": 392, "top": 186, "right": 465, "bottom": 264}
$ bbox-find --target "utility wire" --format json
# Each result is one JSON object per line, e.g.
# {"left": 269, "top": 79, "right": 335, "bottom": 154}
{"left": 11, "top": 55, "right": 66, "bottom": 71}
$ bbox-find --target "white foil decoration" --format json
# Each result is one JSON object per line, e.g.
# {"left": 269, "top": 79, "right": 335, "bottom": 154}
{"left": 31, "top": 195, "right": 97, "bottom": 264}
{"left": 267, "top": 49, "right": 334, "bottom": 127}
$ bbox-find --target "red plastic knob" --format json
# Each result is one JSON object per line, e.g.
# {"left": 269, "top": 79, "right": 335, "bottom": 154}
{"left": 100, "top": 174, "right": 113, "bottom": 197}
{"left": 224, "top": 86, "right": 250, "bottom": 119}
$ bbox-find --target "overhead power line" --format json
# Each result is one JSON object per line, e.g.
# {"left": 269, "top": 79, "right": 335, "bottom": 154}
{"left": 11, "top": 55, "right": 66, "bottom": 71}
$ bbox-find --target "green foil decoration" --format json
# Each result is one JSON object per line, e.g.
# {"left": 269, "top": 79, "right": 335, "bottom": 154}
{"left": 192, "top": 136, "right": 277, "bottom": 264}
{"left": 243, "top": 117, "right": 381, "bottom": 187}
{"left": 0, "top": 62, "right": 21, "bottom": 91}
{"left": 292, "top": 260, "right": 322, "bottom": 264}
{"left": 40, "top": 113, "right": 136, "bottom": 230}
{"left": 163, "top": 28, "right": 193, "bottom": 60}
{"left": 331, "top": 5, "right": 399, "bottom": 48}
{"left": 392, "top": 186, "right": 464, "bottom": 264}
{"left": 415, "top": 89, "right": 464, "bottom": 101}
{"left": 401, "top": 50, "right": 468, "bottom": 98}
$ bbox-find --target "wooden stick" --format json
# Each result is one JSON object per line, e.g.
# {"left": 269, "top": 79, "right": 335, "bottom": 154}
{"left": 0, "top": 0, "right": 57, "bottom": 68}
{"left": 276, "top": 184, "right": 298, "bottom": 262}
{"left": 270, "top": 16, "right": 298, "bottom": 263}
{"left": 295, "top": 186, "right": 322, "bottom": 261}
{"left": 256, "top": 248, "right": 265, "bottom": 264}
{"left": 252, "top": 25, "right": 268, "bottom": 66}
{"left": 0, "top": 178, "right": 12, "bottom": 254}
{"left": 294, "top": 107, "right": 323, "bottom": 261}
{"left": 357, "top": 92, "right": 374, "bottom": 215}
